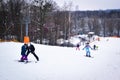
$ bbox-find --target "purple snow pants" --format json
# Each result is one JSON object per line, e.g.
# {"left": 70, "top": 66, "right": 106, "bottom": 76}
{"left": 20, "top": 55, "right": 28, "bottom": 61}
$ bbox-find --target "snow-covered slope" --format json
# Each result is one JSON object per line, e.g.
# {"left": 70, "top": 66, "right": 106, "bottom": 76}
{"left": 0, "top": 37, "right": 120, "bottom": 80}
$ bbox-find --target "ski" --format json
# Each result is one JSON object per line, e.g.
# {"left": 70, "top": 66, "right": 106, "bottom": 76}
{"left": 15, "top": 60, "right": 37, "bottom": 64}
{"left": 84, "top": 55, "right": 94, "bottom": 58}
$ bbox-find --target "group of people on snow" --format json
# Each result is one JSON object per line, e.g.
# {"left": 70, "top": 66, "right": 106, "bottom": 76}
{"left": 20, "top": 43, "right": 39, "bottom": 62}
{"left": 20, "top": 41, "right": 98, "bottom": 61}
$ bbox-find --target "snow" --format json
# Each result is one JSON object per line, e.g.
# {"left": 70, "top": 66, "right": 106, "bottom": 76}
{"left": 0, "top": 37, "right": 120, "bottom": 80}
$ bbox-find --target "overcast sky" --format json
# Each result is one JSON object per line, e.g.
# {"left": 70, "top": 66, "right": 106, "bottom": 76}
{"left": 53, "top": 0, "right": 120, "bottom": 11}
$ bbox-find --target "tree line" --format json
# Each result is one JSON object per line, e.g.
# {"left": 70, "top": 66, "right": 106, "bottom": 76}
{"left": 0, "top": 0, "right": 120, "bottom": 45}
{"left": 72, "top": 10, "right": 120, "bottom": 37}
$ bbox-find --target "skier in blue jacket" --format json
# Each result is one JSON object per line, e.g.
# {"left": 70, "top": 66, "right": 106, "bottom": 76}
{"left": 20, "top": 44, "right": 28, "bottom": 61}
{"left": 83, "top": 42, "right": 92, "bottom": 57}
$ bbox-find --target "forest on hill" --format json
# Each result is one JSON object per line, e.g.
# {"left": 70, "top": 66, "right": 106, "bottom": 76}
{"left": 0, "top": 0, "right": 120, "bottom": 45}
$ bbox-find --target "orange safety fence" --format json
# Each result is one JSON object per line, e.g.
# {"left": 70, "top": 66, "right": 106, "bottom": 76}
{"left": 111, "top": 36, "right": 120, "bottom": 38}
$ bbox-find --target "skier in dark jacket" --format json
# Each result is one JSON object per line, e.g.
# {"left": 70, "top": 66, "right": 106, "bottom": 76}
{"left": 93, "top": 44, "right": 98, "bottom": 50}
{"left": 76, "top": 44, "right": 80, "bottom": 50}
{"left": 20, "top": 44, "right": 28, "bottom": 61}
{"left": 26, "top": 43, "right": 39, "bottom": 61}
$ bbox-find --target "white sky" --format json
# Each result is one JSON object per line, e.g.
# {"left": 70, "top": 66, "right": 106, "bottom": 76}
{"left": 53, "top": 0, "right": 120, "bottom": 11}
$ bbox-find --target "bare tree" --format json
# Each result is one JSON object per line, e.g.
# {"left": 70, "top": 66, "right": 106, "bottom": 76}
{"left": 87, "top": 18, "right": 93, "bottom": 32}
{"left": 116, "top": 19, "right": 120, "bottom": 36}
{"left": 31, "top": 0, "right": 56, "bottom": 44}
{"left": 100, "top": 18, "right": 107, "bottom": 37}
{"left": 6, "top": 0, "right": 25, "bottom": 41}
{"left": 61, "top": 1, "right": 73, "bottom": 40}
{"left": 92, "top": 17, "right": 101, "bottom": 35}
{"left": 0, "top": 0, "right": 8, "bottom": 39}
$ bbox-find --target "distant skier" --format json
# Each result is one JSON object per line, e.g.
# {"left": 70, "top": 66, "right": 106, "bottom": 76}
{"left": 26, "top": 43, "right": 39, "bottom": 61}
{"left": 76, "top": 44, "right": 80, "bottom": 50}
{"left": 93, "top": 44, "right": 98, "bottom": 50}
{"left": 83, "top": 42, "right": 92, "bottom": 57}
{"left": 93, "top": 44, "right": 96, "bottom": 50}
{"left": 20, "top": 44, "right": 28, "bottom": 62}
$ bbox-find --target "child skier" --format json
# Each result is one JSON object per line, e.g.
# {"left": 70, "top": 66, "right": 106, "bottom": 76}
{"left": 83, "top": 42, "right": 92, "bottom": 57}
{"left": 20, "top": 44, "right": 28, "bottom": 62}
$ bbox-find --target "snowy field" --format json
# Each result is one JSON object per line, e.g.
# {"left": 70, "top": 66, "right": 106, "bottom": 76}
{"left": 0, "top": 37, "right": 120, "bottom": 80}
